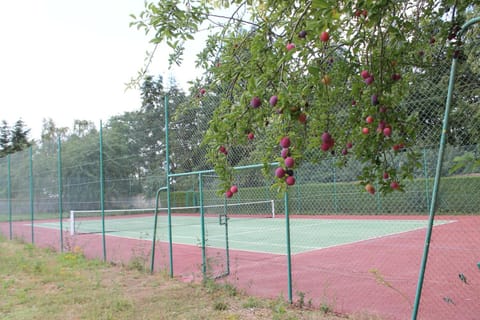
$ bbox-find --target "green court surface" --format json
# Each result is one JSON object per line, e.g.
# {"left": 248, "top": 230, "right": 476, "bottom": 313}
{"left": 36, "top": 216, "right": 451, "bottom": 255}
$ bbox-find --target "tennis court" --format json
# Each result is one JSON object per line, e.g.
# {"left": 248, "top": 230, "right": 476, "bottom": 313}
{"left": 36, "top": 214, "right": 452, "bottom": 255}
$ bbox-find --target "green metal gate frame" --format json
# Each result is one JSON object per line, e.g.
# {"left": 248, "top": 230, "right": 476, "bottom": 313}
{"left": 411, "top": 16, "right": 480, "bottom": 320}
{"left": 148, "top": 96, "right": 295, "bottom": 302}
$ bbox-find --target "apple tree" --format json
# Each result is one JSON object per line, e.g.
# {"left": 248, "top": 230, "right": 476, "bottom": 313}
{"left": 131, "top": 0, "right": 473, "bottom": 195}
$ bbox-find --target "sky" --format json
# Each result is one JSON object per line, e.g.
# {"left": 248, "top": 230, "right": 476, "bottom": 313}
{"left": 0, "top": 0, "right": 203, "bottom": 141}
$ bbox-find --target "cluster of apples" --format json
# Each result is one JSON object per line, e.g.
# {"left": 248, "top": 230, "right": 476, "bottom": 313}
{"left": 365, "top": 177, "right": 400, "bottom": 195}
{"left": 225, "top": 185, "right": 238, "bottom": 198}
{"left": 286, "top": 30, "right": 330, "bottom": 52}
{"left": 358, "top": 70, "right": 402, "bottom": 139}
{"left": 275, "top": 136, "right": 296, "bottom": 186}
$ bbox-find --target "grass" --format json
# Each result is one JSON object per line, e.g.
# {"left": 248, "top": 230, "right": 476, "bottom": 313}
{"left": 0, "top": 235, "right": 381, "bottom": 320}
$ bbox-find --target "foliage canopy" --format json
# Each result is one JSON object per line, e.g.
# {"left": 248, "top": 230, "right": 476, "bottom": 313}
{"left": 131, "top": 0, "right": 476, "bottom": 194}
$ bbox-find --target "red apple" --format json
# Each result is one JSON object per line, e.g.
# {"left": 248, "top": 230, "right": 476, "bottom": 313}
{"left": 247, "top": 132, "right": 254, "bottom": 140}
{"left": 225, "top": 190, "right": 233, "bottom": 198}
{"left": 321, "top": 132, "right": 334, "bottom": 150}
{"left": 366, "top": 116, "right": 374, "bottom": 124}
{"left": 360, "top": 70, "right": 370, "bottom": 79}
{"left": 269, "top": 95, "right": 278, "bottom": 106}
{"left": 346, "top": 142, "right": 353, "bottom": 149}
{"left": 285, "top": 157, "right": 295, "bottom": 168}
{"left": 383, "top": 172, "right": 389, "bottom": 179}
{"left": 219, "top": 146, "right": 227, "bottom": 154}
{"left": 199, "top": 88, "right": 206, "bottom": 95}
{"left": 390, "top": 181, "right": 400, "bottom": 190}
{"left": 280, "top": 136, "right": 291, "bottom": 148}
{"left": 321, "top": 131, "right": 332, "bottom": 143}
{"left": 230, "top": 185, "right": 238, "bottom": 194}
{"left": 286, "top": 176, "right": 296, "bottom": 186}
{"left": 320, "top": 31, "right": 330, "bottom": 42}
{"left": 383, "top": 127, "right": 392, "bottom": 137}
{"left": 281, "top": 148, "right": 290, "bottom": 159}
{"left": 362, "top": 127, "right": 370, "bottom": 134}
{"left": 391, "top": 73, "right": 401, "bottom": 81}
{"left": 365, "top": 76, "right": 374, "bottom": 85}
{"left": 365, "top": 183, "right": 375, "bottom": 194}
{"left": 250, "top": 96, "right": 261, "bottom": 108}
{"left": 275, "top": 167, "right": 286, "bottom": 178}
{"left": 286, "top": 43, "right": 296, "bottom": 51}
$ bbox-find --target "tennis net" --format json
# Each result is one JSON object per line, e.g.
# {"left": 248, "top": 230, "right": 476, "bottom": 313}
{"left": 69, "top": 199, "right": 276, "bottom": 235}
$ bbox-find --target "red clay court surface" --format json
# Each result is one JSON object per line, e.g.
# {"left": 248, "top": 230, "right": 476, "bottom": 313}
{"left": 1, "top": 214, "right": 479, "bottom": 320}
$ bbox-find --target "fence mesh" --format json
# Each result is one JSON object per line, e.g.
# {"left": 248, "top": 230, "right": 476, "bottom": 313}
{"left": 0, "top": 20, "right": 479, "bottom": 320}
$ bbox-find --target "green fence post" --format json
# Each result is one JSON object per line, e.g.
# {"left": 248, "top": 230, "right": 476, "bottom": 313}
{"left": 199, "top": 172, "right": 207, "bottom": 280}
{"left": 29, "top": 146, "right": 34, "bottom": 244}
{"left": 57, "top": 137, "right": 64, "bottom": 252}
{"left": 7, "top": 154, "right": 12, "bottom": 240}
{"left": 284, "top": 191, "right": 293, "bottom": 303}
{"left": 296, "top": 175, "right": 302, "bottom": 214}
{"left": 332, "top": 159, "right": 338, "bottom": 213}
{"left": 375, "top": 185, "right": 382, "bottom": 214}
{"left": 422, "top": 148, "right": 430, "bottom": 211}
{"left": 223, "top": 196, "right": 230, "bottom": 277}
{"left": 151, "top": 186, "right": 167, "bottom": 274}
{"left": 99, "top": 120, "right": 106, "bottom": 261}
{"left": 411, "top": 16, "right": 480, "bottom": 319}
{"left": 164, "top": 95, "right": 174, "bottom": 278}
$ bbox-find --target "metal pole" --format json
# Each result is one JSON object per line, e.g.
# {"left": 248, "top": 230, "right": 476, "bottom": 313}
{"left": 422, "top": 148, "right": 430, "bottom": 212}
{"left": 199, "top": 173, "right": 207, "bottom": 280}
{"left": 411, "top": 53, "right": 457, "bottom": 320}
{"left": 271, "top": 199, "right": 275, "bottom": 218}
{"left": 29, "top": 146, "right": 34, "bottom": 244}
{"left": 167, "top": 162, "right": 279, "bottom": 178}
{"left": 99, "top": 120, "right": 106, "bottom": 261}
{"left": 411, "top": 17, "right": 480, "bottom": 320}
{"left": 151, "top": 186, "right": 167, "bottom": 273}
{"left": 332, "top": 158, "right": 338, "bottom": 213}
{"left": 7, "top": 155, "right": 12, "bottom": 240}
{"left": 223, "top": 196, "right": 230, "bottom": 277}
{"left": 285, "top": 191, "right": 293, "bottom": 303}
{"left": 164, "top": 95, "right": 174, "bottom": 278}
{"left": 57, "top": 137, "right": 64, "bottom": 252}
{"left": 70, "top": 210, "right": 75, "bottom": 237}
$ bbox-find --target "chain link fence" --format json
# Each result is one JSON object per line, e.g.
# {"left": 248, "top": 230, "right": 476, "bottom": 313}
{"left": 1, "top": 19, "right": 479, "bottom": 320}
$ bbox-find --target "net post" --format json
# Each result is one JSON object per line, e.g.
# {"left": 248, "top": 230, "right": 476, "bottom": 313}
{"left": 271, "top": 199, "right": 275, "bottom": 218}
{"left": 70, "top": 210, "right": 75, "bottom": 236}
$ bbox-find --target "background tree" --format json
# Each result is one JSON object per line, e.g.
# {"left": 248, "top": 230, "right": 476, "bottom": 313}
{"left": 0, "top": 120, "right": 11, "bottom": 157}
{"left": 0, "top": 119, "right": 32, "bottom": 156}
{"left": 10, "top": 119, "right": 32, "bottom": 153}
{"left": 73, "top": 120, "right": 96, "bottom": 138}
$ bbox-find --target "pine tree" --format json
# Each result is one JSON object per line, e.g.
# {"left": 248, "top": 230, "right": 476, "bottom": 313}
{"left": 0, "top": 120, "right": 11, "bottom": 157}
{"left": 10, "top": 119, "right": 32, "bottom": 153}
